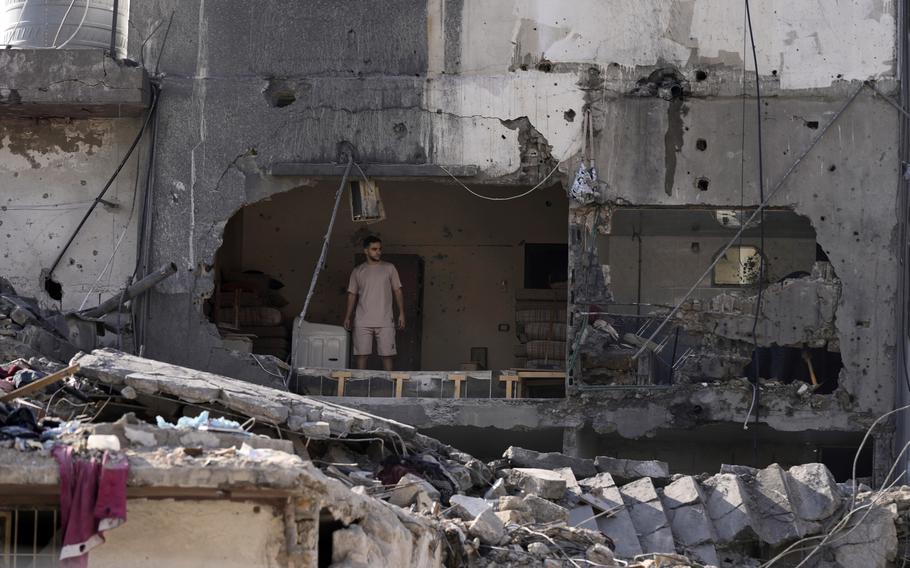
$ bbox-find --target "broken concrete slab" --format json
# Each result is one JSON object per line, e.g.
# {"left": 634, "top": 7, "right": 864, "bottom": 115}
{"left": 660, "top": 476, "right": 718, "bottom": 566}
{"left": 388, "top": 473, "right": 441, "bottom": 510}
{"left": 504, "top": 446, "right": 597, "bottom": 478}
{"left": 619, "top": 477, "right": 675, "bottom": 554}
{"left": 702, "top": 473, "right": 756, "bottom": 543}
{"left": 745, "top": 464, "right": 805, "bottom": 545}
{"left": 506, "top": 468, "right": 567, "bottom": 500}
{"left": 577, "top": 472, "right": 642, "bottom": 558}
{"left": 484, "top": 478, "right": 507, "bottom": 500}
{"left": 829, "top": 502, "right": 897, "bottom": 568}
{"left": 568, "top": 504, "right": 598, "bottom": 531}
{"left": 595, "top": 456, "right": 670, "bottom": 483}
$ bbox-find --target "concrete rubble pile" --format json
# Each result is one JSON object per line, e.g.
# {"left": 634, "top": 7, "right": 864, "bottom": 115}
{"left": 0, "top": 290, "right": 906, "bottom": 566}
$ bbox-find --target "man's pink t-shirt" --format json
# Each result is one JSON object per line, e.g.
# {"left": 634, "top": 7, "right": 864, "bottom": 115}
{"left": 347, "top": 262, "right": 402, "bottom": 328}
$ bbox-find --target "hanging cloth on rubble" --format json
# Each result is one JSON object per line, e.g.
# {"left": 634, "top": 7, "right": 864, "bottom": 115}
{"left": 568, "top": 109, "right": 599, "bottom": 204}
{"left": 53, "top": 446, "right": 129, "bottom": 567}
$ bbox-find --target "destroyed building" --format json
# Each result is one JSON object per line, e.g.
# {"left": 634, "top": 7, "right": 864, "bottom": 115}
{"left": 1, "top": 0, "right": 909, "bottom": 566}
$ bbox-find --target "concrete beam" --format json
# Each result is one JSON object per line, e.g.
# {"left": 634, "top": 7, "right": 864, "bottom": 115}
{"left": 0, "top": 49, "right": 149, "bottom": 118}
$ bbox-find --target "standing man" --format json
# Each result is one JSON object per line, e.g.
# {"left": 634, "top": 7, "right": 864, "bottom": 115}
{"left": 344, "top": 236, "right": 405, "bottom": 370}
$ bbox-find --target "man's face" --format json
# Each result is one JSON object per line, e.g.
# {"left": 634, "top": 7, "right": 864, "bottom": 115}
{"left": 365, "top": 242, "right": 382, "bottom": 261}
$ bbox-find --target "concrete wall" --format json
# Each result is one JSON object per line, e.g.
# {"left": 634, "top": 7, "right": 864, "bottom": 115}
{"left": 92, "top": 499, "right": 285, "bottom": 568}
{"left": 0, "top": 117, "right": 143, "bottom": 310}
{"left": 223, "top": 181, "right": 566, "bottom": 370}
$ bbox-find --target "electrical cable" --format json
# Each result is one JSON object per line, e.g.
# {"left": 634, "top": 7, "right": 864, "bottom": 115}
{"left": 743, "top": 0, "right": 766, "bottom": 443}
{"left": 50, "top": 0, "right": 77, "bottom": 48}
{"left": 47, "top": 86, "right": 160, "bottom": 280}
{"left": 437, "top": 127, "right": 584, "bottom": 202}
{"left": 55, "top": 0, "right": 92, "bottom": 50}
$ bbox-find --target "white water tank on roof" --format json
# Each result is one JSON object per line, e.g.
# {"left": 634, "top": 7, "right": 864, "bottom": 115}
{"left": 1, "top": 0, "right": 130, "bottom": 59}
{"left": 292, "top": 319, "right": 349, "bottom": 370}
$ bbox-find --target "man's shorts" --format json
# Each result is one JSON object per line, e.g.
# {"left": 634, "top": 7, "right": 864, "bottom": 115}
{"left": 352, "top": 327, "right": 397, "bottom": 356}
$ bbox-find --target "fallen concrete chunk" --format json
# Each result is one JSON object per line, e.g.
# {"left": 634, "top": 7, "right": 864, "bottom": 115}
{"left": 787, "top": 463, "right": 843, "bottom": 522}
{"left": 702, "top": 473, "right": 756, "bottom": 543}
{"left": 506, "top": 468, "right": 567, "bottom": 500}
{"left": 522, "top": 494, "right": 569, "bottom": 524}
{"left": 469, "top": 508, "right": 505, "bottom": 544}
{"left": 595, "top": 456, "right": 670, "bottom": 483}
{"left": 495, "top": 509, "right": 531, "bottom": 525}
{"left": 619, "top": 477, "right": 675, "bottom": 554}
{"left": 389, "top": 473, "right": 440, "bottom": 510}
{"left": 527, "top": 541, "right": 549, "bottom": 557}
{"left": 504, "top": 446, "right": 597, "bottom": 478}
{"left": 450, "top": 495, "right": 493, "bottom": 521}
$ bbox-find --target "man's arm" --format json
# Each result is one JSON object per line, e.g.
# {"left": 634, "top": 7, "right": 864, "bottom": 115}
{"left": 394, "top": 288, "right": 405, "bottom": 330}
{"left": 344, "top": 293, "right": 357, "bottom": 331}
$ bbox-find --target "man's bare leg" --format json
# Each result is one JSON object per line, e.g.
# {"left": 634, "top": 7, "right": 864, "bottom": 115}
{"left": 355, "top": 355, "right": 369, "bottom": 369}
{"left": 382, "top": 356, "right": 395, "bottom": 371}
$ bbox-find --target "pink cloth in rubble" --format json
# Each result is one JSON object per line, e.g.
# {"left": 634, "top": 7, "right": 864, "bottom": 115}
{"left": 53, "top": 445, "right": 129, "bottom": 567}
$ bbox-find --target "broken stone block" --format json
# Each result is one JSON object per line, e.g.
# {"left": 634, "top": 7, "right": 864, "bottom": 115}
{"left": 498, "top": 496, "right": 528, "bottom": 512}
{"left": 506, "top": 468, "right": 567, "bottom": 500}
{"left": 503, "top": 446, "right": 597, "bottom": 478}
{"left": 465, "top": 458, "right": 493, "bottom": 487}
{"left": 595, "top": 456, "right": 670, "bottom": 483}
{"left": 10, "top": 307, "right": 35, "bottom": 326}
{"left": 745, "top": 464, "right": 804, "bottom": 545}
{"left": 446, "top": 462, "right": 475, "bottom": 492}
{"left": 620, "top": 478, "right": 675, "bottom": 554}
{"left": 484, "top": 478, "right": 507, "bottom": 500}
{"left": 449, "top": 495, "right": 493, "bottom": 521}
{"left": 660, "top": 476, "right": 718, "bottom": 566}
{"left": 787, "top": 463, "right": 843, "bottom": 522}
{"left": 495, "top": 509, "right": 531, "bottom": 525}
{"left": 522, "top": 494, "right": 569, "bottom": 524}
{"left": 388, "top": 473, "right": 440, "bottom": 510}
{"left": 586, "top": 543, "right": 616, "bottom": 566}
{"left": 468, "top": 508, "right": 505, "bottom": 544}
{"left": 702, "top": 473, "right": 755, "bottom": 543}
{"left": 552, "top": 467, "right": 581, "bottom": 494}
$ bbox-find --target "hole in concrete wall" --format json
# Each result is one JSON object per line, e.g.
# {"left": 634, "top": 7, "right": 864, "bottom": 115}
{"left": 696, "top": 178, "right": 710, "bottom": 191}
{"left": 563, "top": 109, "right": 576, "bottom": 122}
{"left": 263, "top": 78, "right": 297, "bottom": 108}
{"left": 828, "top": 164, "right": 837, "bottom": 172}
{"left": 745, "top": 347, "right": 842, "bottom": 394}
{"left": 536, "top": 59, "right": 553, "bottom": 72}
{"left": 318, "top": 509, "right": 348, "bottom": 568}
{"left": 771, "top": 69, "right": 778, "bottom": 76}
{"left": 43, "top": 275, "right": 62, "bottom": 301}
{"left": 805, "top": 121, "right": 819, "bottom": 129}
{"left": 212, "top": 181, "right": 568, "bottom": 372}
{"left": 695, "top": 139, "right": 707, "bottom": 151}
{"left": 694, "top": 70, "right": 708, "bottom": 81}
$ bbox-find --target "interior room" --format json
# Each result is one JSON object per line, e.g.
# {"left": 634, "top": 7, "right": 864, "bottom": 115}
{"left": 211, "top": 180, "right": 568, "bottom": 372}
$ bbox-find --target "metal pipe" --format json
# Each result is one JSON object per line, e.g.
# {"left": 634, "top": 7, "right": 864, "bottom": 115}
{"left": 79, "top": 262, "right": 177, "bottom": 318}
{"left": 632, "top": 83, "right": 865, "bottom": 360}
{"left": 299, "top": 155, "right": 354, "bottom": 322}
{"left": 109, "top": 0, "right": 119, "bottom": 60}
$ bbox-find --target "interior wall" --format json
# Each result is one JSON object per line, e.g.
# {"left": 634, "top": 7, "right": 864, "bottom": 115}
{"left": 221, "top": 181, "right": 567, "bottom": 370}
{"left": 605, "top": 235, "right": 817, "bottom": 310}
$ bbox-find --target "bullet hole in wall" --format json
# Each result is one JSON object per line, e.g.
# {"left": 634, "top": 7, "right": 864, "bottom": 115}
{"left": 695, "top": 139, "right": 707, "bottom": 151}
{"left": 829, "top": 164, "right": 837, "bottom": 172}
{"left": 696, "top": 178, "right": 710, "bottom": 191}
{"left": 563, "top": 109, "right": 576, "bottom": 122}
{"left": 694, "top": 70, "right": 707, "bottom": 81}
{"left": 806, "top": 121, "right": 819, "bottom": 129}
